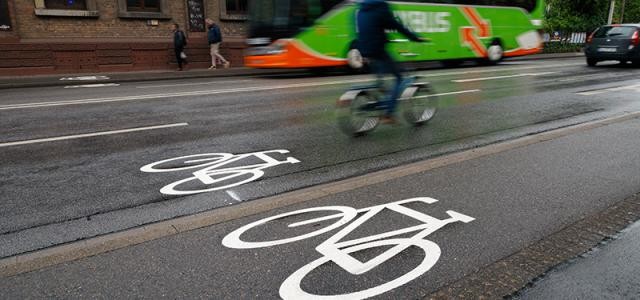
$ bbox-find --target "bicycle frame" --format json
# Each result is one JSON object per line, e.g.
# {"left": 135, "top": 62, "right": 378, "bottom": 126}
{"left": 191, "top": 150, "right": 300, "bottom": 185}
{"left": 223, "top": 197, "right": 474, "bottom": 299}
{"left": 141, "top": 150, "right": 301, "bottom": 195}
{"left": 290, "top": 197, "right": 474, "bottom": 275}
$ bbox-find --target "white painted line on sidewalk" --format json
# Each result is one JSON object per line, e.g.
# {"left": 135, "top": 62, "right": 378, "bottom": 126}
{"left": 0, "top": 123, "right": 188, "bottom": 148}
{"left": 452, "top": 72, "right": 557, "bottom": 83}
{"left": 60, "top": 76, "right": 110, "bottom": 81}
{"left": 1, "top": 62, "right": 582, "bottom": 111}
{"left": 64, "top": 83, "right": 121, "bottom": 89}
{"left": 136, "top": 80, "right": 252, "bottom": 89}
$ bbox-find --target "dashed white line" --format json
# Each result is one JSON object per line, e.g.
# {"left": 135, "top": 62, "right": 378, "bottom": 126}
{"left": 452, "top": 72, "right": 557, "bottom": 83}
{"left": 136, "top": 80, "right": 252, "bottom": 89}
{"left": 409, "top": 89, "right": 481, "bottom": 100}
{"left": 0, "top": 123, "right": 189, "bottom": 148}
{"left": 577, "top": 83, "right": 640, "bottom": 96}
{"left": 227, "top": 191, "right": 242, "bottom": 202}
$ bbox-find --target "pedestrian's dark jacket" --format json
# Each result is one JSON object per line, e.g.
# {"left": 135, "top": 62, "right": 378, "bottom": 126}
{"left": 356, "top": 0, "right": 420, "bottom": 58}
{"left": 174, "top": 30, "right": 187, "bottom": 49}
{"left": 208, "top": 24, "right": 223, "bottom": 44}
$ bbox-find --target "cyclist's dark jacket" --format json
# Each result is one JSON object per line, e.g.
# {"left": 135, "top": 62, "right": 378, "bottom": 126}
{"left": 356, "top": 0, "right": 421, "bottom": 58}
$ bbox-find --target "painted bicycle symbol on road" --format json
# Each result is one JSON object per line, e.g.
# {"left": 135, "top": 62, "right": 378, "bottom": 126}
{"left": 141, "top": 150, "right": 300, "bottom": 195}
{"left": 223, "top": 197, "right": 475, "bottom": 299}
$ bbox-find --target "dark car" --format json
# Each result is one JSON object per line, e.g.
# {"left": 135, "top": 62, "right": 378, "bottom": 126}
{"left": 584, "top": 24, "right": 640, "bottom": 67}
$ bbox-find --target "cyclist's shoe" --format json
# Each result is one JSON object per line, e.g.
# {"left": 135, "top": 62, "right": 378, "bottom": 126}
{"left": 380, "top": 115, "right": 398, "bottom": 125}
{"left": 360, "top": 102, "right": 387, "bottom": 111}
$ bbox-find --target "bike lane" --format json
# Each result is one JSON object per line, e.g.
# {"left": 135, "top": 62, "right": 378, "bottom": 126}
{"left": 2, "top": 114, "right": 640, "bottom": 299}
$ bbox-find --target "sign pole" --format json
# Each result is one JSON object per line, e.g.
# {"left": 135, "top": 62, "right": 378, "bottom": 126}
{"left": 607, "top": 0, "right": 616, "bottom": 25}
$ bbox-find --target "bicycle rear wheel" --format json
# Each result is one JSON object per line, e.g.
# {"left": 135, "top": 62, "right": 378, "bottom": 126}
{"left": 336, "top": 90, "right": 380, "bottom": 136}
{"left": 401, "top": 83, "right": 438, "bottom": 126}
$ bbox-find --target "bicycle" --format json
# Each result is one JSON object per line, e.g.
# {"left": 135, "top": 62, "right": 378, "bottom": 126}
{"left": 222, "top": 197, "right": 474, "bottom": 299}
{"left": 336, "top": 75, "right": 439, "bottom": 136}
{"left": 140, "top": 150, "right": 300, "bottom": 196}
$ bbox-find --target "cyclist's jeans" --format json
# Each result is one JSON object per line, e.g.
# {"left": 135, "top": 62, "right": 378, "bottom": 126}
{"left": 369, "top": 52, "right": 404, "bottom": 116}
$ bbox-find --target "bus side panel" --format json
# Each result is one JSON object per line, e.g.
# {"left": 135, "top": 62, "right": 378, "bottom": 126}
{"left": 296, "top": 5, "right": 357, "bottom": 62}
{"left": 270, "top": 1, "right": 543, "bottom": 67}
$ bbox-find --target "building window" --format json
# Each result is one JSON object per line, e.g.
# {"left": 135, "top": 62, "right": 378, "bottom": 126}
{"left": 34, "top": 0, "right": 99, "bottom": 17}
{"left": 225, "top": 0, "right": 247, "bottom": 14}
{"left": 117, "top": 0, "right": 169, "bottom": 19}
{"left": 0, "top": 0, "right": 12, "bottom": 31}
{"left": 126, "top": 0, "right": 160, "bottom": 12}
{"left": 44, "top": 0, "right": 87, "bottom": 10}
{"left": 220, "top": 0, "right": 248, "bottom": 20}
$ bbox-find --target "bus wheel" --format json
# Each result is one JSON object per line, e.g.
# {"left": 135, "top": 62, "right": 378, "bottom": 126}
{"left": 347, "top": 48, "right": 365, "bottom": 71}
{"left": 484, "top": 41, "right": 504, "bottom": 65}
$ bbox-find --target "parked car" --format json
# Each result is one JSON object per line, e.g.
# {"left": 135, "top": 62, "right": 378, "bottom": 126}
{"left": 584, "top": 24, "right": 640, "bottom": 67}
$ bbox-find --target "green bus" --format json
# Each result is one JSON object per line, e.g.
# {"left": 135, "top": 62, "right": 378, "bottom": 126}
{"left": 245, "top": 0, "right": 545, "bottom": 70}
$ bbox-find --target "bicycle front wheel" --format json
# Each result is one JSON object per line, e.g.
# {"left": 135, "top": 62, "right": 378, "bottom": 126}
{"left": 336, "top": 90, "right": 380, "bottom": 136}
{"left": 401, "top": 83, "right": 438, "bottom": 126}
{"left": 279, "top": 238, "right": 441, "bottom": 300}
{"left": 159, "top": 169, "right": 264, "bottom": 195}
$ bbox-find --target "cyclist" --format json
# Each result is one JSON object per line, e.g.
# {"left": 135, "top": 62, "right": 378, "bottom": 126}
{"left": 356, "top": 0, "right": 425, "bottom": 124}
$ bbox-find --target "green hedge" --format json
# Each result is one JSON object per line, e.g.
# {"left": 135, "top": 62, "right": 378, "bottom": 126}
{"left": 542, "top": 42, "right": 584, "bottom": 54}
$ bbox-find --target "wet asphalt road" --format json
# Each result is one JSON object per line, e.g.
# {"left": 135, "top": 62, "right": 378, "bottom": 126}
{"left": 2, "top": 90, "right": 640, "bottom": 299}
{"left": 1, "top": 57, "right": 640, "bottom": 259}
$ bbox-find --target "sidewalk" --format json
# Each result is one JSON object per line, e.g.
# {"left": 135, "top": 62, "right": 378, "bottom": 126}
{"left": 1, "top": 112, "right": 639, "bottom": 298}
{"left": 517, "top": 220, "right": 640, "bottom": 299}
{"left": 0, "top": 67, "right": 296, "bottom": 90}
{"left": 0, "top": 52, "right": 583, "bottom": 90}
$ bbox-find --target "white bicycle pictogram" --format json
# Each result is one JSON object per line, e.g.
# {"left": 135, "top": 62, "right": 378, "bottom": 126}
{"left": 222, "top": 197, "right": 475, "bottom": 299}
{"left": 140, "top": 150, "right": 300, "bottom": 195}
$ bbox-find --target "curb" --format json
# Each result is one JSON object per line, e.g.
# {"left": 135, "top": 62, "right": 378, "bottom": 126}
{"left": 2, "top": 110, "right": 640, "bottom": 278}
{"left": 0, "top": 68, "right": 299, "bottom": 90}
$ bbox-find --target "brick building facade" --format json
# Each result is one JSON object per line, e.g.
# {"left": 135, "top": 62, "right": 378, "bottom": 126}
{"left": 0, "top": 0, "right": 249, "bottom": 76}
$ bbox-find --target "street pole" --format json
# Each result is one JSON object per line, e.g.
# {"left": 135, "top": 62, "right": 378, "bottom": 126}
{"left": 608, "top": 0, "right": 616, "bottom": 25}
{"left": 620, "top": 0, "right": 626, "bottom": 23}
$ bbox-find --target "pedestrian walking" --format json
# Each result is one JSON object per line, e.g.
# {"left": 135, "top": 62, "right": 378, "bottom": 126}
{"left": 206, "top": 19, "right": 230, "bottom": 69}
{"left": 172, "top": 23, "right": 188, "bottom": 71}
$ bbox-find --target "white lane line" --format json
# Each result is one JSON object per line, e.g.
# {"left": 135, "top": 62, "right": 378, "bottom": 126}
{"left": 421, "top": 63, "right": 580, "bottom": 79}
{"left": 2, "top": 62, "right": 583, "bottom": 111}
{"left": 577, "top": 83, "right": 640, "bottom": 96}
{"left": 64, "top": 83, "right": 121, "bottom": 89}
{"left": 136, "top": 80, "right": 252, "bottom": 89}
{"left": 0, "top": 123, "right": 188, "bottom": 148}
{"left": 452, "top": 72, "right": 557, "bottom": 83}
{"left": 0, "top": 79, "right": 379, "bottom": 111}
{"left": 409, "top": 89, "right": 481, "bottom": 100}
